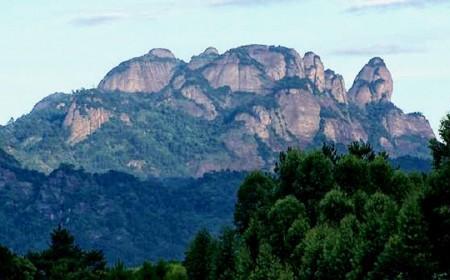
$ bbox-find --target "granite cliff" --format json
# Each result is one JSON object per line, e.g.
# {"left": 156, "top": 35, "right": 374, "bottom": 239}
{"left": 0, "top": 45, "right": 434, "bottom": 177}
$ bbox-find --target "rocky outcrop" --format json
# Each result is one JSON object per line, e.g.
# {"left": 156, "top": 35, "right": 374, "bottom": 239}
{"left": 348, "top": 57, "right": 393, "bottom": 106}
{"left": 63, "top": 102, "right": 111, "bottom": 144}
{"left": 188, "top": 47, "right": 220, "bottom": 70}
{"left": 201, "top": 49, "right": 268, "bottom": 93}
{"left": 303, "top": 52, "right": 325, "bottom": 92}
{"left": 324, "top": 70, "right": 347, "bottom": 103}
{"left": 277, "top": 89, "right": 321, "bottom": 145}
{"left": 235, "top": 106, "right": 272, "bottom": 140}
{"left": 98, "top": 48, "right": 180, "bottom": 93}
{"left": 384, "top": 110, "right": 434, "bottom": 139}
{"left": 179, "top": 85, "right": 217, "bottom": 120}
{"left": 201, "top": 45, "right": 306, "bottom": 93}
{"left": 323, "top": 118, "right": 368, "bottom": 143}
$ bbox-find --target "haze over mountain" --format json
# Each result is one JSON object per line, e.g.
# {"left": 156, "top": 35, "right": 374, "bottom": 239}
{"left": 0, "top": 44, "right": 434, "bottom": 177}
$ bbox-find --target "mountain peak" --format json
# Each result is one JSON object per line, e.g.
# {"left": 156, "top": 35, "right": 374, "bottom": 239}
{"left": 202, "top": 47, "right": 219, "bottom": 56}
{"left": 98, "top": 48, "right": 181, "bottom": 93}
{"left": 303, "top": 51, "right": 325, "bottom": 92}
{"left": 348, "top": 57, "right": 393, "bottom": 106}
{"left": 368, "top": 57, "right": 386, "bottom": 67}
{"left": 148, "top": 48, "right": 176, "bottom": 59}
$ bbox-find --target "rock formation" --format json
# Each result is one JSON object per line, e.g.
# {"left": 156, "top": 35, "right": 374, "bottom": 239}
{"left": 348, "top": 57, "right": 393, "bottom": 106}
{"left": 98, "top": 48, "right": 180, "bottom": 93}
{"left": 303, "top": 52, "right": 325, "bottom": 92}
{"left": 0, "top": 45, "right": 435, "bottom": 177}
{"left": 63, "top": 102, "right": 111, "bottom": 144}
{"left": 188, "top": 47, "right": 220, "bottom": 70}
{"left": 324, "top": 69, "right": 347, "bottom": 103}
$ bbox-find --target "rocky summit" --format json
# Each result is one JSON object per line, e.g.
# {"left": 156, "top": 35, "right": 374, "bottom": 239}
{"left": 0, "top": 45, "right": 434, "bottom": 177}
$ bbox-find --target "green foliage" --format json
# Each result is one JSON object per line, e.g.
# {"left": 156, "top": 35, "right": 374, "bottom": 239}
{"left": 183, "top": 230, "right": 215, "bottom": 280}
{"left": 186, "top": 128, "right": 450, "bottom": 279}
{"left": 370, "top": 195, "right": 434, "bottom": 279}
{"left": 0, "top": 151, "right": 246, "bottom": 264}
{"left": 164, "top": 264, "right": 188, "bottom": 280}
{"left": 348, "top": 141, "right": 376, "bottom": 161}
{"left": 234, "top": 171, "right": 275, "bottom": 233}
{"left": 210, "top": 228, "right": 237, "bottom": 280}
{"left": 335, "top": 154, "right": 369, "bottom": 194}
{"left": 267, "top": 196, "right": 306, "bottom": 260}
{"left": 249, "top": 244, "right": 293, "bottom": 280}
{"left": 1, "top": 113, "right": 450, "bottom": 278}
{"left": 422, "top": 162, "right": 450, "bottom": 275}
{"left": 430, "top": 113, "right": 450, "bottom": 168}
{"left": 318, "top": 189, "right": 353, "bottom": 225}
{"left": 0, "top": 90, "right": 249, "bottom": 177}
{"left": 0, "top": 245, "right": 36, "bottom": 280}
{"left": 26, "top": 226, "right": 106, "bottom": 279}
{"left": 0, "top": 227, "right": 188, "bottom": 279}
{"left": 274, "top": 76, "right": 311, "bottom": 91}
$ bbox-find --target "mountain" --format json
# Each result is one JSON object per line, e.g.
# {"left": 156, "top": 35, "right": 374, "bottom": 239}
{"left": 0, "top": 148, "right": 245, "bottom": 264}
{"left": 0, "top": 45, "right": 434, "bottom": 177}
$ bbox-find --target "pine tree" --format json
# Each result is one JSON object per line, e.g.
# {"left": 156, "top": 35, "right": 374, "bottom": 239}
{"left": 184, "top": 230, "right": 215, "bottom": 280}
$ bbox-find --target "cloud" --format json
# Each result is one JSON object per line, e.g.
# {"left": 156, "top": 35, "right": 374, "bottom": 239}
{"left": 332, "top": 44, "right": 426, "bottom": 56}
{"left": 345, "top": 0, "right": 448, "bottom": 13}
{"left": 69, "top": 13, "right": 127, "bottom": 26}
{"left": 209, "top": 0, "right": 296, "bottom": 7}
{"left": 69, "top": 10, "right": 159, "bottom": 27}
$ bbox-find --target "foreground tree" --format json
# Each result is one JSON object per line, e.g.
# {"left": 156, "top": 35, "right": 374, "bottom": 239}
{"left": 210, "top": 228, "right": 237, "bottom": 280}
{"left": 0, "top": 246, "right": 36, "bottom": 280}
{"left": 184, "top": 230, "right": 215, "bottom": 280}
{"left": 429, "top": 113, "right": 450, "bottom": 168}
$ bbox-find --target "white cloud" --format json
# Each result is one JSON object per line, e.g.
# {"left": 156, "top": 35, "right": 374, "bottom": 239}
{"left": 345, "top": 0, "right": 449, "bottom": 12}
{"left": 209, "top": 0, "right": 297, "bottom": 7}
{"left": 69, "top": 12, "right": 128, "bottom": 26}
{"left": 332, "top": 44, "right": 426, "bottom": 56}
{"left": 68, "top": 10, "right": 163, "bottom": 27}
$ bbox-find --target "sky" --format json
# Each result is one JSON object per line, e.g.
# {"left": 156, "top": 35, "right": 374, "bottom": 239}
{"left": 1, "top": 0, "right": 449, "bottom": 135}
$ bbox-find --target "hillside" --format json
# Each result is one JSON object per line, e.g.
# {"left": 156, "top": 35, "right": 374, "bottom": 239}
{"left": 0, "top": 149, "right": 245, "bottom": 264}
{"left": 0, "top": 45, "right": 434, "bottom": 177}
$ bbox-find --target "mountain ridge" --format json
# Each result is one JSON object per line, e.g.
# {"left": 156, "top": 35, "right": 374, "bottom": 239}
{"left": 0, "top": 44, "right": 434, "bottom": 177}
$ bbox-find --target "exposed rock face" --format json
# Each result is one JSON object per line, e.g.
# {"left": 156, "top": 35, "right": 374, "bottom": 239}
{"left": 246, "top": 45, "right": 287, "bottom": 81}
{"left": 63, "top": 102, "right": 111, "bottom": 144}
{"left": 323, "top": 118, "right": 368, "bottom": 143}
{"left": 277, "top": 89, "right": 321, "bottom": 144}
{"left": 201, "top": 45, "right": 306, "bottom": 93}
{"left": 384, "top": 110, "right": 434, "bottom": 139}
{"left": 235, "top": 106, "right": 272, "bottom": 140}
{"left": 348, "top": 57, "right": 393, "bottom": 106}
{"left": 202, "top": 49, "right": 268, "bottom": 92}
{"left": 0, "top": 44, "right": 435, "bottom": 178}
{"left": 148, "top": 48, "right": 176, "bottom": 59}
{"left": 98, "top": 48, "right": 180, "bottom": 93}
{"left": 303, "top": 52, "right": 325, "bottom": 92}
{"left": 180, "top": 85, "right": 217, "bottom": 120}
{"left": 324, "top": 69, "right": 347, "bottom": 103}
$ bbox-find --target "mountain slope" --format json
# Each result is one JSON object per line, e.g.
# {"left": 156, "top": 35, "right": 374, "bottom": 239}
{"left": 0, "top": 148, "right": 245, "bottom": 264}
{"left": 0, "top": 45, "right": 434, "bottom": 177}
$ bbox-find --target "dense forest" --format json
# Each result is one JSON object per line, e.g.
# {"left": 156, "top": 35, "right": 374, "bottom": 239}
{"left": 1, "top": 114, "right": 449, "bottom": 279}
{"left": 182, "top": 114, "right": 450, "bottom": 280}
{"left": 0, "top": 154, "right": 245, "bottom": 263}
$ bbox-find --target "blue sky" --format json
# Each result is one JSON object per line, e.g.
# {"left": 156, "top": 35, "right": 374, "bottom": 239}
{"left": 1, "top": 0, "right": 449, "bottom": 135}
